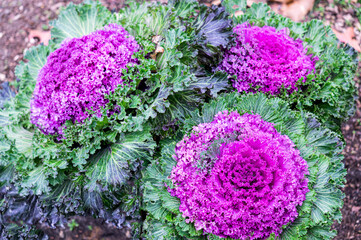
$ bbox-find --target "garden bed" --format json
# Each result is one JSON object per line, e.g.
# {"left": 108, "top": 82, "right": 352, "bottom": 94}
{"left": 0, "top": 0, "right": 360, "bottom": 239}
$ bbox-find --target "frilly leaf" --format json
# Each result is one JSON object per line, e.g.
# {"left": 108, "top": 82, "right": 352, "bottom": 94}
{"left": 222, "top": 0, "right": 247, "bottom": 15}
{"left": 191, "top": 5, "right": 232, "bottom": 70}
{"left": 144, "top": 85, "right": 171, "bottom": 120}
{"left": 0, "top": 83, "right": 15, "bottom": 109}
{"left": 171, "top": 0, "right": 198, "bottom": 19}
{"left": 189, "top": 70, "right": 230, "bottom": 98}
{"left": 85, "top": 129, "right": 155, "bottom": 190}
{"left": 150, "top": 90, "right": 202, "bottom": 138}
{"left": 50, "top": 1, "right": 111, "bottom": 44}
{"left": 158, "top": 28, "right": 192, "bottom": 69}
{"left": 143, "top": 220, "right": 182, "bottom": 240}
{"left": 22, "top": 45, "right": 49, "bottom": 82}
{"left": 3, "top": 126, "right": 33, "bottom": 158}
{"left": 21, "top": 166, "right": 50, "bottom": 195}
{"left": 311, "top": 157, "right": 344, "bottom": 224}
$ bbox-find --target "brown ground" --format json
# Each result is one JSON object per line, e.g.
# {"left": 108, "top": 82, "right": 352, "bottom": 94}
{"left": 37, "top": 216, "right": 131, "bottom": 240}
{"left": 0, "top": 0, "right": 126, "bottom": 83}
{"left": 0, "top": 0, "right": 360, "bottom": 239}
{"left": 335, "top": 60, "right": 361, "bottom": 240}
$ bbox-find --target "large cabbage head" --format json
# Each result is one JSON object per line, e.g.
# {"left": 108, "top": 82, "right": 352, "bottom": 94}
{"left": 169, "top": 110, "right": 309, "bottom": 239}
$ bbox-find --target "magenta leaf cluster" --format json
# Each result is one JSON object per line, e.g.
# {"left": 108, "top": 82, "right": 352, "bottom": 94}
{"left": 169, "top": 111, "right": 309, "bottom": 239}
{"left": 220, "top": 23, "right": 317, "bottom": 95}
{"left": 30, "top": 24, "right": 139, "bottom": 135}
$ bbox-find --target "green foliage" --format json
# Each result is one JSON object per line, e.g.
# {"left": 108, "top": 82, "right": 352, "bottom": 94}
{"left": 0, "top": 83, "right": 15, "bottom": 109}
{"left": 143, "top": 93, "right": 346, "bottom": 239}
{"left": 68, "top": 219, "right": 79, "bottom": 231}
{"left": 221, "top": 1, "right": 358, "bottom": 132}
{"left": 0, "top": 0, "right": 234, "bottom": 239}
{"left": 85, "top": 129, "right": 156, "bottom": 190}
{"left": 0, "top": 0, "right": 351, "bottom": 239}
{"left": 190, "top": 5, "right": 233, "bottom": 71}
{"left": 50, "top": 0, "right": 112, "bottom": 45}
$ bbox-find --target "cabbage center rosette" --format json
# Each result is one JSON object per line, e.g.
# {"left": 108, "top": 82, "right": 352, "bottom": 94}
{"left": 169, "top": 111, "right": 309, "bottom": 239}
{"left": 220, "top": 23, "right": 317, "bottom": 95}
{"left": 30, "top": 24, "right": 139, "bottom": 135}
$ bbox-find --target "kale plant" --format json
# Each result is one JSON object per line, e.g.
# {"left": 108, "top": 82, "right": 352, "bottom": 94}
{"left": 216, "top": 1, "right": 358, "bottom": 132}
{"left": 0, "top": 1, "right": 353, "bottom": 239}
{"left": 143, "top": 93, "right": 346, "bottom": 239}
{"left": 0, "top": 0, "right": 232, "bottom": 238}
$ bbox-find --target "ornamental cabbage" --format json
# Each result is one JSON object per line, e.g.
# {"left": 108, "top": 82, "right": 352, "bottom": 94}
{"left": 216, "top": 2, "right": 358, "bottom": 132}
{"left": 30, "top": 24, "right": 139, "bottom": 135}
{"left": 0, "top": 1, "right": 233, "bottom": 239}
{"left": 169, "top": 111, "right": 309, "bottom": 239}
{"left": 220, "top": 23, "right": 317, "bottom": 95}
{"left": 0, "top": 0, "right": 352, "bottom": 239}
{"left": 143, "top": 93, "right": 346, "bottom": 240}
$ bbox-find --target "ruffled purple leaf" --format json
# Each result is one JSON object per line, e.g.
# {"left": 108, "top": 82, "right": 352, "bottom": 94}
{"left": 169, "top": 111, "right": 309, "bottom": 239}
{"left": 220, "top": 23, "right": 317, "bottom": 95}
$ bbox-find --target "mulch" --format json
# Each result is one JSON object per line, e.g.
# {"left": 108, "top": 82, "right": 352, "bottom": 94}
{"left": 37, "top": 216, "right": 131, "bottom": 240}
{"left": 0, "top": 0, "right": 360, "bottom": 239}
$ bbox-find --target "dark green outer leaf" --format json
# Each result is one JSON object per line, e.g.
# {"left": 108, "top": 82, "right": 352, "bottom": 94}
{"left": 190, "top": 5, "right": 233, "bottom": 70}
{"left": 0, "top": 83, "right": 15, "bottom": 109}
{"left": 189, "top": 70, "right": 230, "bottom": 98}
{"left": 85, "top": 129, "right": 156, "bottom": 190}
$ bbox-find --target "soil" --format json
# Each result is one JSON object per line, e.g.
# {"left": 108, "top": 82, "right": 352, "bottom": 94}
{"left": 0, "top": 0, "right": 360, "bottom": 239}
{"left": 37, "top": 216, "right": 132, "bottom": 240}
{"left": 334, "top": 60, "right": 361, "bottom": 240}
{"left": 0, "top": 0, "right": 127, "bottom": 83}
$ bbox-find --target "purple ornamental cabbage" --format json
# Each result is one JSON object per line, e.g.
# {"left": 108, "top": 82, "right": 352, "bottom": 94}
{"left": 169, "top": 111, "right": 309, "bottom": 239}
{"left": 30, "top": 24, "right": 139, "bottom": 135}
{"left": 220, "top": 23, "right": 317, "bottom": 95}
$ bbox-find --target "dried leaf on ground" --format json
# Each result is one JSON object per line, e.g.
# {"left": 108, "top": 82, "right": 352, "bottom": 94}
{"left": 247, "top": 0, "right": 267, "bottom": 7}
{"left": 211, "top": 0, "right": 221, "bottom": 5}
{"left": 270, "top": 0, "right": 315, "bottom": 22}
{"left": 203, "top": 0, "right": 221, "bottom": 7}
{"left": 332, "top": 27, "right": 361, "bottom": 52}
{"left": 28, "top": 29, "right": 51, "bottom": 45}
{"left": 234, "top": 10, "right": 244, "bottom": 17}
{"left": 269, "top": 0, "right": 293, "bottom": 4}
{"left": 150, "top": 45, "right": 164, "bottom": 60}
{"left": 351, "top": 206, "right": 361, "bottom": 212}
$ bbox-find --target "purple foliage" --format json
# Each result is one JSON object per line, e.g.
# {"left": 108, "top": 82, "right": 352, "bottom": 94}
{"left": 220, "top": 23, "right": 317, "bottom": 95}
{"left": 169, "top": 111, "right": 309, "bottom": 239}
{"left": 30, "top": 24, "right": 139, "bottom": 135}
